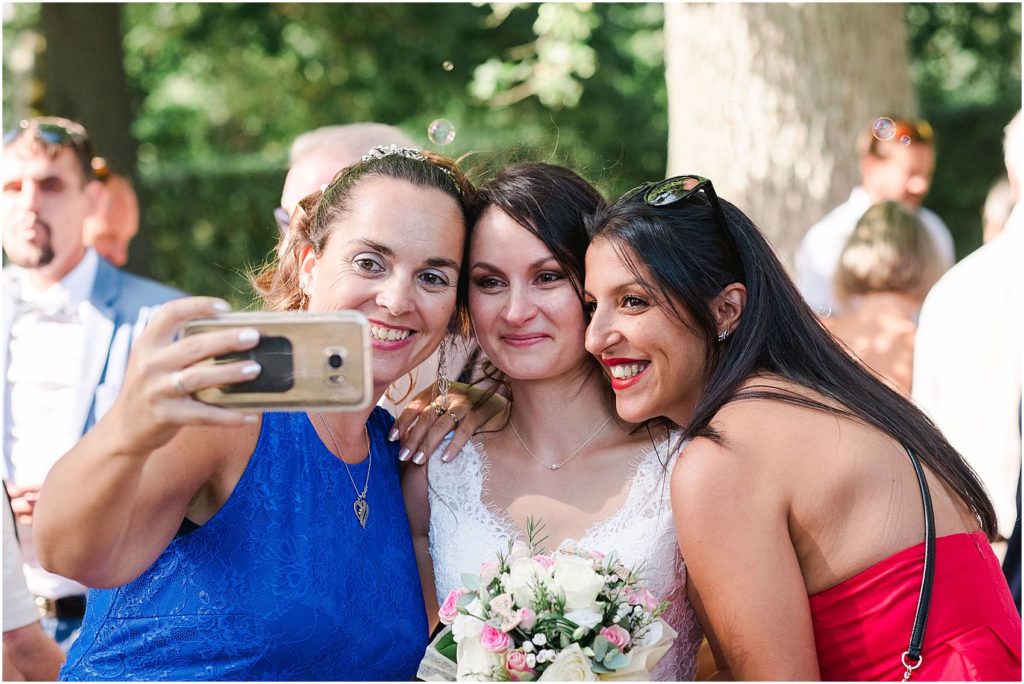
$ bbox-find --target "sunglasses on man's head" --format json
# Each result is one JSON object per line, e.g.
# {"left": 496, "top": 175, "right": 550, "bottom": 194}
{"left": 3, "top": 118, "right": 90, "bottom": 148}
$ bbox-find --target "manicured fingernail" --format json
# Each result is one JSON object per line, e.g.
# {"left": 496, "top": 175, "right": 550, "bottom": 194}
{"left": 242, "top": 414, "right": 258, "bottom": 424}
{"left": 388, "top": 427, "right": 399, "bottom": 441}
{"left": 398, "top": 448, "right": 411, "bottom": 462}
{"left": 238, "top": 329, "right": 260, "bottom": 343}
{"left": 241, "top": 363, "right": 261, "bottom": 377}
{"left": 213, "top": 299, "right": 231, "bottom": 312}
{"left": 413, "top": 451, "right": 426, "bottom": 465}
{"left": 440, "top": 451, "right": 451, "bottom": 463}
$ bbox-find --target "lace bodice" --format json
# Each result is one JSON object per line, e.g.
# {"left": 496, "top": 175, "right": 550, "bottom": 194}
{"left": 427, "top": 436, "right": 703, "bottom": 681}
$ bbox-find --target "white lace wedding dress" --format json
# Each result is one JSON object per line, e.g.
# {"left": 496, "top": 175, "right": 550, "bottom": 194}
{"left": 426, "top": 435, "right": 703, "bottom": 681}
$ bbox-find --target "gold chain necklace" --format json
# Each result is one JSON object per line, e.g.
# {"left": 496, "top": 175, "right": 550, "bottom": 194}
{"left": 315, "top": 412, "right": 372, "bottom": 528}
{"left": 509, "top": 415, "right": 613, "bottom": 471}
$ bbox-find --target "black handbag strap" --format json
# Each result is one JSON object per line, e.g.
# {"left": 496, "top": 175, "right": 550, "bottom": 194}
{"left": 901, "top": 447, "right": 936, "bottom": 681}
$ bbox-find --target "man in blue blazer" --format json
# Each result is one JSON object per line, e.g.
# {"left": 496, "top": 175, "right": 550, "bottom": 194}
{"left": 1, "top": 117, "right": 183, "bottom": 647}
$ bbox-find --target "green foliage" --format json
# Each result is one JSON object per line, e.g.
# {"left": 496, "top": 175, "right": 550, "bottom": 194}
{"left": 121, "top": 2, "right": 668, "bottom": 300}
{"left": 3, "top": 2, "right": 1018, "bottom": 293}
{"left": 435, "top": 628, "right": 458, "bottom": 663}
{"left": 139, "top": 164, "right": 282, "bottom": 307}
{"left": 907, "top": 2, "right": 1021, "bottom": 109}
{"left": 906, "top": 3, "right": 1021, "bottom": 258}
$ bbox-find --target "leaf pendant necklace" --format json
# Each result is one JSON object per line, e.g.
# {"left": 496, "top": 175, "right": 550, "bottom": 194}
{"left": 316, "top": 411, "right": 372, "bottom": 528}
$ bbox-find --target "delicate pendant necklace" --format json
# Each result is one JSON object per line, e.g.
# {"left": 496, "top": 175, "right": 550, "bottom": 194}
{"left": 509, "top": 415, "right": 613, "bottom": 471}
{"left": 316, "top": 412, "right": 372, "bottom": 528}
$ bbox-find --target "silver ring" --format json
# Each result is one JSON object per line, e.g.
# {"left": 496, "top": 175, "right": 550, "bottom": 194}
{"left": 172, "top": 370, "right": 188, "bottom": 397}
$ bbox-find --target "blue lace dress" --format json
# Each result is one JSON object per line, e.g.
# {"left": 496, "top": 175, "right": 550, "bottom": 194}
{"left": 61, "top": 408, "right": 428, "bottom": 681}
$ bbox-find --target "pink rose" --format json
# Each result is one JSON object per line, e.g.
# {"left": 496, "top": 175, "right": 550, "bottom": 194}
{"left": 634, "top": 587, "right": 659, "bottom": 611}
{"left": 439, "top": 588, "right": 469, "bottom": 625}
{"left": 505, "top": 649, "right": 536, "bottom": 680}
{"left": 481, "top": 624, "right": 511, "bottom": 653}
{"left": 518, "top": 607, "right": 537, "bottom": 631}
{"left": 531, "top": 554, "right": 555, "bottom": 569}
{"left": 480, "top": 560, "right": 500, "bottom": 583}
{"left": 600, "top": 625, "right": 632, "bottom": 650}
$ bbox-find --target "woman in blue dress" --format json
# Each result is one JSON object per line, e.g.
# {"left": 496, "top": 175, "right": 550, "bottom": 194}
{"left": 32, "top": 147, "right": 473, "bottom": 680}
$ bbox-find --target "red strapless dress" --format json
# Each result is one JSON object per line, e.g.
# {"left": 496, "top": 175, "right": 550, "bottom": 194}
{"left": 809, "top": 531, "right": 1021, "bottom": 681}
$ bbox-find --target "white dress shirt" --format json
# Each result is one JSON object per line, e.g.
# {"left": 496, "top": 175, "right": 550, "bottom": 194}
{"left": 4, "top": 248, "right": 99, "bottom": 599}
{"left": 4, "top": 490, "right": 39, "bottom": 631}
{"left": 913, "top": 209, "right": 1022, "bottom": 539}
{"left": 795, "top": 187, "right": 956, "bottom": 316}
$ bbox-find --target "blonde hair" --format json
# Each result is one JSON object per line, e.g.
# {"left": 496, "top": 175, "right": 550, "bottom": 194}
{"left": 835, "top": 201, "right": 947, "bottom": 304}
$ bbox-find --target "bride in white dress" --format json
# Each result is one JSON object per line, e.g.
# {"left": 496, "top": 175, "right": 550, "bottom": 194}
{"left": 401, "top": 163, "right": 702, "bottom": 680}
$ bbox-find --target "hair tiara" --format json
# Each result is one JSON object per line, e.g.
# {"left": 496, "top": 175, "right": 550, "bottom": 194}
{"left": 360, "top": 144, "right": 427, "bottom": 162}
{"left": 360, "top": 143, "right": 462, "bottom": 191}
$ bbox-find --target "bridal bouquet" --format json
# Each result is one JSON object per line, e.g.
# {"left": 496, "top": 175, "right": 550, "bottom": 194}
{"left": 417, "top": 522, "right": 677, "bottom": 681}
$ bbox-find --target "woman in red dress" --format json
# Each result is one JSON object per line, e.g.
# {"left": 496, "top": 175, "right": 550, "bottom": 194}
{"left": 583, "top": 175, "right": 1021, "bottom": 680}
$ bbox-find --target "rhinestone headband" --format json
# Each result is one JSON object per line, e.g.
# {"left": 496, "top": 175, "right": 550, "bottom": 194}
{"left": 359, "top": 143, "right": 462, "bottom": 192}
{"left": 360, "top": 144, "right": 427, "bottom": 162}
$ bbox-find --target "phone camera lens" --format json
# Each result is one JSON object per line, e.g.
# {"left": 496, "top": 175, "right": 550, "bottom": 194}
{"left": 328, "top": 353, "right": 344, "bottom": 369}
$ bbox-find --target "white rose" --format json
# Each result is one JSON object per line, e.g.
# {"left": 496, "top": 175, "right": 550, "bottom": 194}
{"left": 508, "top": 557, "right": 552, "bottom": 608}
{"left": 551, "top": 554, "right": 605, "bottom": 612}
{"left": 564, "top": 608, "right": 603, "bottom": 631}
{"left": 510, "top": 540, "right": 532, "bottom": 559}
{"left": 451, "top": 606, "right": 485, "bottom": 643}
{"left": 456, "top": 636, "right": 501, "bottom": 680}
{"left": 537, "top": 644, "right": 597, "bottom": 681}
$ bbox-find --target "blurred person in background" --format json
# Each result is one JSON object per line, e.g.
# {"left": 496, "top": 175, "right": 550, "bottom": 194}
{"left": 982, "top": 177, "right": 1014, "bottom": 244}
{"left": 4, "top": 488, "right": 64, "bottom": 681}
{"left": 1, "top": 117, "right": 184, "bottom": 649}
{"left": 822, "top": 201, "right": 947, "bottom": 395}
{"left": 795, "top": 117, "right": 955, "bottom": 317}
{"left": 914, "top": 110, "right": 1022, "bottom": 611}
{"left": 276, "top": 123, "right": 415, "bottom": 244}
{"left": 82, "top": 172, "right": 139, "bottom": 268}
{"left": 276, "top": 123, "right": 472, "bottom": 414}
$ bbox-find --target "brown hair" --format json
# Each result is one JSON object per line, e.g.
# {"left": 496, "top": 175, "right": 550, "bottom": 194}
{"left": 835, "top": 201, "right": 947, "bottom": 304}
{"left": 250, "top": 149, "right": 474, "bottom": 330}
{"left": 5, "top": 117, "right": 97, "bottom": 183}
{"left": 856, "top": 117, "right": 935, "bottom": 160}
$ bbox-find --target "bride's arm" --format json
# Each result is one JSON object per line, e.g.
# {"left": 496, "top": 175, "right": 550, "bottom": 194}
{"left": 401, "top": 463, "right": 440, "bottom": 632}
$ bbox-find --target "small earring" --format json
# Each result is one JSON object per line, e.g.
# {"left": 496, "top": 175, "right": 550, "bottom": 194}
{"left": 717, "top": 329, "right": 731, "bottom": 342}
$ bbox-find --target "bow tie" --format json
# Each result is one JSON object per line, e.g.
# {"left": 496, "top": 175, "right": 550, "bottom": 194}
{"left": 14, "top": 297, "right": 80, "bottom": 323}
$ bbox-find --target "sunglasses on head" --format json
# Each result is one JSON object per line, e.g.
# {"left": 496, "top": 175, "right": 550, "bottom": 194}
{"left": 620, "top": 174, "right": 745, "bottom": 281}
{"left": 3, "top": 118, "right": 90, "bottom": 147}
{"left": 623, "top": 174, "right": 729, "bottom": 231}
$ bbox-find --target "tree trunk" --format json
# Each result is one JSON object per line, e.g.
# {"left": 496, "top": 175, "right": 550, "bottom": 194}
{"left": 664, "top": 2, "right": 916, "bottom": 270}
{"left": 40, "top": 3, "right": 151, "bottom": 276}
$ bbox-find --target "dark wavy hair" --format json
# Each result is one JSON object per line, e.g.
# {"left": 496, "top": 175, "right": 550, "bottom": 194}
{"left": 587, "top": 187, "right": 997, "bottom": 539}
{"left": 467, "top": 162, "right": 607, "bottom": 393}
{"left": 250, "top": 149, "right": 475, "bottom": 335}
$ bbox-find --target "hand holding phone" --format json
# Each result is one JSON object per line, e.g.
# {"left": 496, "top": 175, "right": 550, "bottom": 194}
{"left": 182, "top": 311, "right": 372, "bottom": 412}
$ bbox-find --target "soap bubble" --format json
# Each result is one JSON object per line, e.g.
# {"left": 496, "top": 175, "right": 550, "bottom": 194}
{"left": 872, "top": 117, "right": 896, "bottom": 141}
{"left": 442, "top": 60, "right": 454, "bottom": 72}
{"left": 899, "top": 135, "right": 912, "bottom": 147}
{"left": 427, "top": 119, "right": 456, "bottom": 145}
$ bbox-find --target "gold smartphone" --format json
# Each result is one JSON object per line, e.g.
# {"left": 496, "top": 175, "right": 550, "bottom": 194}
{"left": 182, "top": 311, "right": 372, "bottom": 412}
